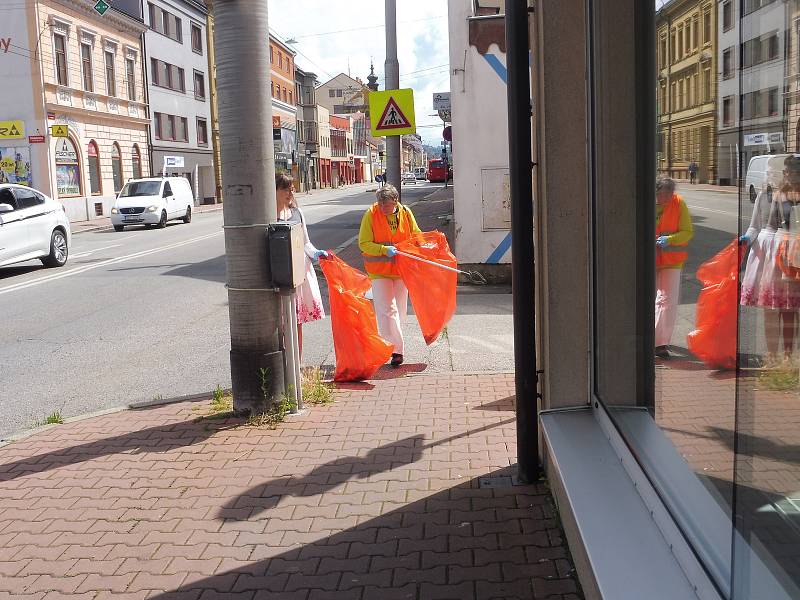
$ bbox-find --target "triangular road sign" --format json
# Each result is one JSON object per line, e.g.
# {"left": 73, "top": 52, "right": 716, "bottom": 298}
{"left": 376, "top": 97, "right": 411, "bottom": 131}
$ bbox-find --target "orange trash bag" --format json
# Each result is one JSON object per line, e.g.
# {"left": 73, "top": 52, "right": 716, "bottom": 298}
{"left": 395, "top": 231, "right": 458, "bottom": 345}
{"left": 686, "top": 240, "right": 744, "bottom": 370}
{"left": 319, "top": 253, "right": 393, "bottom": 382}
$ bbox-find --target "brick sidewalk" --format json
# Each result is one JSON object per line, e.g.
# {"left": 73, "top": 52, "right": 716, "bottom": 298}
{"left": 0, "top": 373, "right": 582, "bottom": 600}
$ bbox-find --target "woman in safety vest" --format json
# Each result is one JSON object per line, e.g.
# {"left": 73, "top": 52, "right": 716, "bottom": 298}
{"left": 655, "top": 177, "right": 693, "bottom": 359}
{"left": 358, "top": 184, "right": 421, "bottom": 366}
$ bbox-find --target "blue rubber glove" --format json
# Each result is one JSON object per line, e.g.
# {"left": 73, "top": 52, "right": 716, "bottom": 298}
{"left": 386, "top": 246, "right": 398, "bottom": 258}
{"left": 656, "top": 235, "right": 670, "bottom": 248}
{"left": 739, "top": 234, "right": 750, "bottom": 245}
{"left": 313, "top": 250, "right": 329, "bottom": 261}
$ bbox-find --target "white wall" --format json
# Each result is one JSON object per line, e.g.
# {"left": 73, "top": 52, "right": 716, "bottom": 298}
{"left": 0, "top": 4, "right": 48, "bottom": 195}
{"left": 447, "top": 0, "right": 511, "bottom": 264}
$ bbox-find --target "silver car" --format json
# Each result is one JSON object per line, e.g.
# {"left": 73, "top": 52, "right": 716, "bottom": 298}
{"left": 0, "top": 184, "right": 71, "bottom": 268}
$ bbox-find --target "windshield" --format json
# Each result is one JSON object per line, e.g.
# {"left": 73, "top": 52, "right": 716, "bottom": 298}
{"left": 430, "top": 160, "right": 443, "bottom": 168}
{"left": 119, "top": 181, "right": 161, "bottom": 197}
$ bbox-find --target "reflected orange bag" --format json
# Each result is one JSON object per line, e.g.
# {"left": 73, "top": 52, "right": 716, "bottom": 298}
{"left": 686, "top": 240, "right": 743, "bottom": 370}
{"left": 396, "top": 231, "right": 458, "bottom": 345}
{"left": 319, "top": 253, "right": 393, "bottom": 382}
{"left": 776, "top": 234, "right": 800, "bottom": 281}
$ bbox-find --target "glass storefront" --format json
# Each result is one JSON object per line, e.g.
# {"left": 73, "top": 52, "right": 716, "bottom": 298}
{"left": 591, "top": 0, "right": 800, "bottom": 597}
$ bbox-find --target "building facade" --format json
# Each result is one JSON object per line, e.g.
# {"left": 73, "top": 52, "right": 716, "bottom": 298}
{"left": 656, "top": 0, "right": 718, "bottom": 183}
{"left": 329, "top": 114, "right": 354, "bottom": 187}
{"left": 717, "top": 0, "right": 787, "bottom": 185}
{"left": 316, "top": 73, "right": 370, "bottom": 117}
{"left": 295, "top": 67, "right": 319, "bottom": 191}
{"left": 317, "top": 105, "right": 331, "bottom": 188}
{"left": 143, "top": 0, "right": 213, "bottom": 202}
{"left": 0, "top": 0, "right": 150, "bottom": 222}
{"left": 269, "top": 35, "right": 297, "bottom": 175}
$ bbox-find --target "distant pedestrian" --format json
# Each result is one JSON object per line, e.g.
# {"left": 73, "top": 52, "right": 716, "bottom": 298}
{"left": 688, "top": 160, "right": 698, "bottom": 184}
{"left": 359, "top": 184, "right": 421, "bottom": 367}
{"left": 275, "top": 172, "right": 328, "bottom": 359}
{"left": 655, "top": 177, "right": 693, "bottom": 359}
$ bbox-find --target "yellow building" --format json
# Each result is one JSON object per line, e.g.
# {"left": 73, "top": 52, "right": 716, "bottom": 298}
{"left": 0, "top": 0, "right": 150, "bottom": 221}
{"left": 656, "top": 0, "right": 717, "bottom": 183}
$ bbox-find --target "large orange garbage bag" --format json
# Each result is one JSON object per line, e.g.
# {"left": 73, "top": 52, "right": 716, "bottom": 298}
{"left": 396, "top": 231, "right": 458, "bottom": 345}
{"left": 319, "top": 253, "right": 393, "bottom": 382}
{"left": 686, "top": 240, "right": 744, "bottom": 370}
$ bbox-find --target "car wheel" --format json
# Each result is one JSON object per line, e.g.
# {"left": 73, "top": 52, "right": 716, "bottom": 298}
{"left": 750, "top": 186, "right": 756, "bottom": 203}
{"left": 41, "top": 229, "right": 68, "bottom": 267}
{"left": 114, "top": 225, "right": 124, "bottom": 232}
{"left": 157, "top": 210, "right": 167, "bottom": 229}
{"left": 182, "top": 206, "right": 192, "bottom": 223}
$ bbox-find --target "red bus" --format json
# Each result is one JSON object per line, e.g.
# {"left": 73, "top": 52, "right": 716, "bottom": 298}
{"left": 427, "top": 158, "right": 449, "bottom": 183}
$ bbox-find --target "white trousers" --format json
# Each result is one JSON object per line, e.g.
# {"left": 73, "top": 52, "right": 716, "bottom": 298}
{"left": 655, "top": 268, "right": 682, "bottom": 347}
{"left": 371, "top": 278, "right": 408, "bottom": 355}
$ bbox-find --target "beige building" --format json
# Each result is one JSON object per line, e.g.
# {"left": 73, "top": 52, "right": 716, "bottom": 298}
{"left": 656, "top": 0, "right": 717, "bottom": 183}
{"left": 0, "top": 0, "right": 150, "bottom": 222}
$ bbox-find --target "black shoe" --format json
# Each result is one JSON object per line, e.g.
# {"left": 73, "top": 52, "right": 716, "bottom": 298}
{"left": 655, "top": 346, "right": 670, "bottom": 359}
{"left": 390, "top": 353, "right": 404, "bottom": 367}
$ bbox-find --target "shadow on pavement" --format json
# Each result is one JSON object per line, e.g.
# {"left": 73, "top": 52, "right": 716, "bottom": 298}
{"left": 0, "top": 403, "right": 241, "bottom": 483}
{"left": 148, "top": 463, "right": 568, "bottom": 600}
{"left": 217, "top": 435, "right": 426, "bottom": 521}
{"left": 474, "top": 395, "right": 516, "bottom": 412}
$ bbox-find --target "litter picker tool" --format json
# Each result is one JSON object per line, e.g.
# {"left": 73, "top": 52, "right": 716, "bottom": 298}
{"left": 395, "top": 250, "right": 488, "bottom": 285}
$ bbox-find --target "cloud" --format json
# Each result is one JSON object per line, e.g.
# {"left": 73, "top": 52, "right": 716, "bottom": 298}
{"left": 267, "top": 0, "right": 450, "bottom": 144}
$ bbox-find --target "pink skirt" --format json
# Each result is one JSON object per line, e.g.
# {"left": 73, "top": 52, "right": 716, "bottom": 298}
{"left": 295, "top": 256, "right": 325, "bottom": 324}
{"left": 741, "top": 228, "right": 800, "bottom": 309}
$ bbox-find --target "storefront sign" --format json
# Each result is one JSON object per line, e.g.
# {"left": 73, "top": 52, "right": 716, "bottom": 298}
{"left": 743, "top": 132, "right": 783, "bottom": 146}
{"left": 55, "top": 138, "right": 77, "bottom": 162}
{"left": 28, "top": 135, "right": 45, "bottom": 143}
{"left": 0, "top": 120, "right": 24, "bottom": 139}
{"left": 0, "top": 146, "right": 32, "bottom": 186}
{"left": 164, "top": 155, "right": 184, "bottom": 168}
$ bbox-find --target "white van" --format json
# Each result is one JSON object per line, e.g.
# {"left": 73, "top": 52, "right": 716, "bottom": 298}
{"left": 110, "top": 177, "right": 193, "bottom": 231}
{"left": 745, "top": 154, "right": 800, "bottom": 203}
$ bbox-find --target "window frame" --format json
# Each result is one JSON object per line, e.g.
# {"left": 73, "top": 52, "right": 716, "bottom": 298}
{"left": 81, "top": 42, "right": 94, "bottom": 93}
{"left": 196, "top": 117, "right": 208, "bottom": 146}
{"left": 53, "top": 32, "right": 69, "bottom": 86}
{"left": 191, "top": 22, "right": 203, "bottom": 54}
{"left": 126, "top": 56, "right": 137, "bottom": 101}
{"left": 193, "top": 69, "right": 206, "bottom": 100}
{"left": 87, "top": 139, "right": 102, "bottom": 196}
{"left": 111, "top": 142, "right": 123, "bottom": 193}
{"left": 105, "top": 49, "right": 116, "bottom": 97}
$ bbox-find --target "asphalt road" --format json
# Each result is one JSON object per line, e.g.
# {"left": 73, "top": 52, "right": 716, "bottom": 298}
{"left": 0, "top": 182, "right": 442, "bottom": 439}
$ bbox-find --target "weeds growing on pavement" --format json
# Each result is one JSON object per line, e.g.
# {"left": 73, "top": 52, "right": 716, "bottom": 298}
{"left": 246, "top": 369, "right": 296, "bottom": 428}
{"left": 195, "top": 385, "right": 234, "bottom": 420}
{"left": 33, "top": 411, "right": 63, "bottom": 427}
{"left": 758, "top": 367, "right": 800, "bottom": 391}
{"left": 302, "top": 367, "right": 334, "bottom": 405}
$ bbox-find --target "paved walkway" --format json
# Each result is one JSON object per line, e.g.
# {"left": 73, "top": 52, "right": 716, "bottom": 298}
{"left": 0, "top": 373, "right": 582, "bottom": 599}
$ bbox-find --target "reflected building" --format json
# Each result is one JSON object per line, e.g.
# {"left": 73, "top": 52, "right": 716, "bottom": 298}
{"left": 656, "top": 0, "right": 717, "bottom": 184}
{"left": 717, "top": 0, "right": 787, "bottom": 186}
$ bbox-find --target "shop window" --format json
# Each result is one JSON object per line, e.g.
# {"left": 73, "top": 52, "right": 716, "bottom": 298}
{"left": 131, "top": 144, "right": 142, "bottom": 179}
{"left": 87, "top": 140, "right": 101, "bottom": 195}
{"left": 55, "top": 137, "right": 81, "bottom": 197}
{"left": 111, "top": 143, "right": 123, "bottom": 193}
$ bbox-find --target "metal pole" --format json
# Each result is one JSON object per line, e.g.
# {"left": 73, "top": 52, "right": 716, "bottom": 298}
{"left": 281, "top": 294, "right": 302, "bottom": 413}
{"left": 215, "top": 0, "right": 285, "bottom": 414}
{"left": 205, "top": 0, "right": 222, "bottom": 203}
{"left": 384, "top": 0, "right": 401, "bottom": 195}
{"left": 505, "top": 0, "right": 539, "bottom": 483}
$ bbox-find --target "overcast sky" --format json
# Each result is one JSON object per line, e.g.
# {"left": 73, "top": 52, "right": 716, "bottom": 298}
{"left": 267, "top": 0, "right": 450, "bottom": 145}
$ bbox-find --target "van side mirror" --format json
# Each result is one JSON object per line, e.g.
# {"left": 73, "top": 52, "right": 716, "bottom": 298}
{"left": 0, "top": 203, "right": 14, "bottom": 213}
{"left": 163, "top": 189, "right": 170, "bottom": 198}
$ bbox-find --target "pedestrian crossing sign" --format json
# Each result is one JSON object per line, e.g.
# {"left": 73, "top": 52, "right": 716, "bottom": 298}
{"left": 369, "top": 88, "right": 416, "bottom": 137}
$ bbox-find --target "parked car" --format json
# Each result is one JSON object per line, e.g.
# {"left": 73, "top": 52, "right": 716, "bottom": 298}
{"left": 110, "top": 177, "right": 193, "bottom": 231}
{"left": 0, "top": 184, "right": 71, "bottom": 268}
{"left": 414, "top": 167, "right": 427, "bottom": 180}
{"left": 401, "top": 172, "right": 417, "bottom": 185}
{"left": 745, "top": 154, "right": 799, "bottom": 203}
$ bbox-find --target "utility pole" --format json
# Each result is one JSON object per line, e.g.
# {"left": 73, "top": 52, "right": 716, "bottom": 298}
{"left": 384, "top": 0, "right": 400, "bottom": 194}
{"left": 213, "top": 0, "right": 285, "bottom": 414}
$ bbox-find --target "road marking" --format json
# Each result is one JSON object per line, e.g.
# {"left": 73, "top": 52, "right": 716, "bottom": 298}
{"left": 685, "top": 202, "right": 746, "bottom": 218}
{"left": 0, "top": 231, "right": 222, "bottom": 296}
{"left": 70, "top": 244, "right": 122, "bottom": 259}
